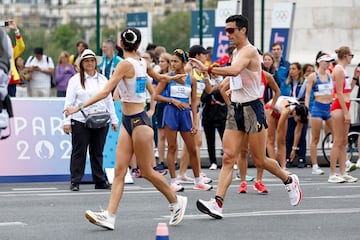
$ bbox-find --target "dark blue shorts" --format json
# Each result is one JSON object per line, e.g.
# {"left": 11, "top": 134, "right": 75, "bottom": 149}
{"left": 155, "top": 102, "right": 167, "bottom": 129}
{"left": 122, "top": 111, "right": 152, "bottom": 136}
{"left": 311, "top": 101, "right": 331, "bottom": 121}
{"left": 163, "top": 104, "right": 192, "bottom": 132}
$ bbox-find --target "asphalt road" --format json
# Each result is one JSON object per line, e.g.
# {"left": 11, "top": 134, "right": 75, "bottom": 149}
{"left": 0, "top": 166, "right": 359, "bottom": 240}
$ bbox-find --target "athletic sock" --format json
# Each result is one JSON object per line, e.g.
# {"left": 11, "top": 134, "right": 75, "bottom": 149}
{"left": 284, "top": 176, "right": 292, "bottom": 185}
{"left": 215, "top": 195, "right": 223, "bottom": 208}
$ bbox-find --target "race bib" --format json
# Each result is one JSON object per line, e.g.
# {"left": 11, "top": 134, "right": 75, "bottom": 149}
{"left": 197, "top": 81, "right": 206, "bottom": 95}
{"left": 230, "top": 75, "right": 243, "bottom": 90}
{"left": 136, "top": 77, "right": 147, "bottom": 94}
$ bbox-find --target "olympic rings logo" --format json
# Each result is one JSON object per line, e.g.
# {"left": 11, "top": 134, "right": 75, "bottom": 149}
{"left": 217, "top": 8, "right": 232, "bottom": 17}
{"left": 274, "top": 10, "right": 289, "bottom": 22}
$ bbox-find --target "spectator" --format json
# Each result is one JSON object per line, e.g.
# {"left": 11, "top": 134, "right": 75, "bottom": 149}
{"left": 305, "top": 52, "right": 334, "bottom": 175}
{"left": 69, "top": 40, "right": 88, "bottom": 71}
{"left": 271, "top": 42, "right": 290, "bottom": 96}
{"left": 328, "top": 46, "right": 358, "bottom": 183}
{"left": 262, "top": 52, "right": 279, "bottom": 103}
{"left": 201, "top": 69, "right": 227, "bottom": 170}
{"left": 154, "top": 48, "right": 212, "bottom": 192}
{"left": 285, "top": 62, "right": 308, "bottom": 168}
{"left": 178, "top": 45, "right": 211, "bottom": 184}
{"left": 153, "top": 52, "right": 173, "bottom": 173}
{"left": 63, "top": 49, "right": 118, "bottom": 191}
{"left": 354, "top": 65, "right": 360, "bottom": 168}
{"left": 25, "top": 47, "right": 54, "bottom": 97}
{"left": 98, "top": 39, "right": 123, "bottom": 80}
{"left": 55, "top": 51, "right": 76, "bottom": 97}
{"left": 7, "top": 20, "right": 25, "bottom": 97}
{"left": 204, "top": 46, "right": 213, "bottom": 66}
{"left": 266, "top": 96, "right": 309, "bottom": 170}
{"left": 14, "top": 57, "right": 31, "bottom": 97}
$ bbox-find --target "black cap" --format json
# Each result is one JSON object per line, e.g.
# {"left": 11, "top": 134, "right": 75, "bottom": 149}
{"left": 188, "top": 45, "right": 209, "bottom": 58}
{"left": 34, "top": 47, "right": 43, "bottom": 55}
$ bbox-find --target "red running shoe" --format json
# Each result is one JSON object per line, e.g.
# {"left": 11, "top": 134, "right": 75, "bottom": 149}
{"left": 238, "top": 181, "right": 247, "bottom": 193}
{"left": 253, "top": 180, "right": 268, "bottom": 194}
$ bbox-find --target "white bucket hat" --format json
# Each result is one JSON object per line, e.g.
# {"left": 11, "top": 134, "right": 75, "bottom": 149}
{"left": 75, "top": 49, "right": 102, "bottom": 66}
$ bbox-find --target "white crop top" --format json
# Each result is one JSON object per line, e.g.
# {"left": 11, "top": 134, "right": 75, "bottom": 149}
{"left": 117, "top": 57, "right": 147, "bottom": 103}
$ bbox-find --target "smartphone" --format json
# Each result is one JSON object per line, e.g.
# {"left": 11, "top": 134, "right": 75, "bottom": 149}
{"left": 0, "top": 21, "right": 9, "bottom": 27}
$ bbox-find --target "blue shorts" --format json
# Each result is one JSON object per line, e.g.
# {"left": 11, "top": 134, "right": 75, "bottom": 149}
{"left": 226, "top": 99, "right": 267, "bottom": 134}
{"left": 163, "top": 104, "right": 192, "bottom": 132}
{"left": 122, "top": 111, "right": 152, "bottom": 136}
{"left": 311, "top": 101, "right": 331, "bottom": 121}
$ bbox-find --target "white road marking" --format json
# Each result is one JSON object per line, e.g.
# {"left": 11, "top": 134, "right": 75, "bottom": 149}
{"left": 158, "top": 208, "right": 360, "bottom": 220}
{"left": 0, "top": 222, "right": 27, "bottom": 227}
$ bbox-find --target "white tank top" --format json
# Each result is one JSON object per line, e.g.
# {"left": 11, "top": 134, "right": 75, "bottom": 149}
{"left": 230, "top": 45, "right": 261, "bottom": 103}
{"left": 117, "top": 57, "right": 147, "bottom": 103}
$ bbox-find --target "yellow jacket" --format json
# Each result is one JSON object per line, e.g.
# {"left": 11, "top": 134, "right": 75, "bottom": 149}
{"left": 9, "top": 35, "right": 25, "bottom": 85}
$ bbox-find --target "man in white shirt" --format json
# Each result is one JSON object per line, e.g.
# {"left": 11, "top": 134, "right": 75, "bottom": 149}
{"left": 25, "top": 47, "right": 54, "bottom": 97}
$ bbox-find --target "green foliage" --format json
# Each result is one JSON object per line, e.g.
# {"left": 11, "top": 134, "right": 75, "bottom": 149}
{"left": 152, "top": 11, "right": 191, "bottom": 52}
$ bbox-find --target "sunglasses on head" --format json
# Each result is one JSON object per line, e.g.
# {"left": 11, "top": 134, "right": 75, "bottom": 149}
{"left": 225, "top": 27, "right": 241, "bottom": 34}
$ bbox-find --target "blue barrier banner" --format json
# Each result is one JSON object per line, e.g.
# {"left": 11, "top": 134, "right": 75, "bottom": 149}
{"left": 211, "top": 27, "right": 230, "bottom": 63}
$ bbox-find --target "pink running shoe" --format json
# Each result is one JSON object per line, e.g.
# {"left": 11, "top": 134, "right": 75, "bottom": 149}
{"left": 193, "top": 182, "right": 213, "bottom": 191}
{"left": 238, "top": 182, "right": 247, "bottom": 193}
{"left": 253, "top": 180, "right": 268, "bottom": 194}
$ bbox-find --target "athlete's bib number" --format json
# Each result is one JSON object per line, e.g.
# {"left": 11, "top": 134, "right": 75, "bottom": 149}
{"left": 230, "top": 75, "right": 243, "bottom": 90}
{"left": 136, "top": 77, "right": 147, "bottom": 93}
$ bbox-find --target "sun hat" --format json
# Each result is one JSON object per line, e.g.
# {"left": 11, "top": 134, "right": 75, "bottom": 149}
{"left": 75, "top": 49, "right": 102, "bottom": 66}
{"left": 316, "top": 53, "right": 335, "bottom": 63}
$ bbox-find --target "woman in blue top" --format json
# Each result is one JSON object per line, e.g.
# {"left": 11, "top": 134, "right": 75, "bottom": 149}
{"left": 155, "top": 49, "right": 212, "bottom": 192}
{"left": 305, "top": 51, "right": 334, "bottom": 175}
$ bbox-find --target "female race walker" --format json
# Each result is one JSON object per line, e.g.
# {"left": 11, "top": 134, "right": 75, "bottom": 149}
{"left": 64, "top": 28, "right": 187, "bottom": 230}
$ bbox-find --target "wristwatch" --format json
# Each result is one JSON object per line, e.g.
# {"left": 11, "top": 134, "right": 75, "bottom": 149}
{"left": 78, "top": 103, "right": 84, "bottom": 111}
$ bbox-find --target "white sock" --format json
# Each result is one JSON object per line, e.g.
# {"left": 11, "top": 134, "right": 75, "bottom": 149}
{"left": 170, "top": 178, "right": 177, "bottom": 185}
{"left": 194, "top": 177, "right": 201, "bottom": 185}
{"left": 312, "top": 164, "right": 319, "bottom": 169}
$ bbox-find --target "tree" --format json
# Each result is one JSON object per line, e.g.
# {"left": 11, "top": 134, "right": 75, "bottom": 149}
{"left": 152, "top": 11, "right": 191, "bottom": 52}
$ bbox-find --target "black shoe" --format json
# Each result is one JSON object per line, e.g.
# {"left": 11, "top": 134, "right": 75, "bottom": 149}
{"left": 95, "top": 182, "right": 111, "bottom": 190}
{"left": 70, "top": 183, "right": 79, "bottom": 191}
{"left": 297, "top": 159, "right": 305, "bottom": 168}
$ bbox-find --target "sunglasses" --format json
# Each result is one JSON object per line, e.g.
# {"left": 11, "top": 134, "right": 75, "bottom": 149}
{"left": 225, "top": 27, "right": 241, "bottom": 34}
{"left": 349, "top": 54, "right": 354, "bottom": 58}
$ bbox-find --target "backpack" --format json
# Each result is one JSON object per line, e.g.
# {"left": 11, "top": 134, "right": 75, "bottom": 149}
{"left": 29, "top": 55, "right": 56, "bottom": 88}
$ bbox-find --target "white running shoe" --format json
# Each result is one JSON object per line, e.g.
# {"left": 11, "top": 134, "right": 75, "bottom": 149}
{"left": 341, "top": 173, "right": 358, "bottom": 183}
{"left": 356, "top": 158, "right": 360, "bottom": 169}
{"left": 328, "top": 174, "right": 346, "bottom": 183}
{"left": 345, "top": 162, "right": 357, "bottom": 172}
{"left": 209, "top": 163, "right": 217, "bottom": 170}
{"left": 201, "top": 176, "right": 213, "bottom": 184}
{"left": 233, "top": 164, "right": 238, "bottom": 170}
{"left": 170, "top": 182, "right": 184, "bottom": 192}
{"left": 176, "top": 175, "right": 194, "bottom": 184}
{"left": 285, "top": 174, "right": 302, "bottom": 206}
{"left": 169, "top": 195, "right": 187, "bottom": 226}
{"left": 312, "top": 167, "right": 325, "bottom": 175}
{"left": 85, "top": 210, "right": 115, "bottom": 230}
{"left": 196, "top": 198, "right": 223, "bottom": 219}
